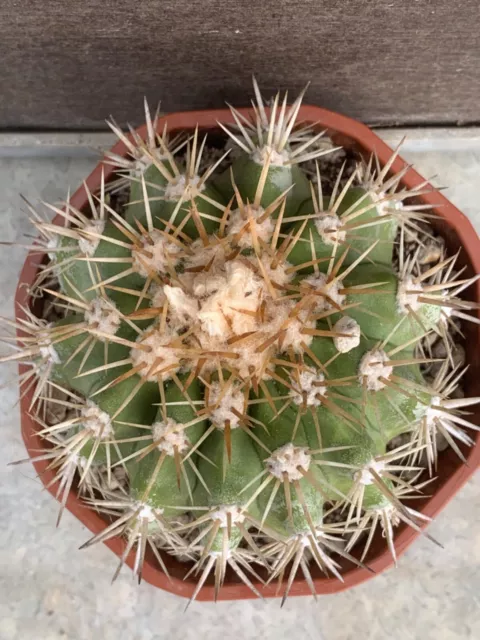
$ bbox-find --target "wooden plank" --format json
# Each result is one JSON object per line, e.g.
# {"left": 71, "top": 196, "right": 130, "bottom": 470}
{"left": 0, "top": 0, "right": 479, "bottom": 129}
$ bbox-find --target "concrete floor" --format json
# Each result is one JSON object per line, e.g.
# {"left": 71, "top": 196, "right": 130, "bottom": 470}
{"left": 0, "top": 132, "right": 479, "bottom": 640}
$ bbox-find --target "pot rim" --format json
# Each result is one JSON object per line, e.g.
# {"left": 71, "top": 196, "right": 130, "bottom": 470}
{"left": 15, "top": 104, "right": 480, "bottom": 601}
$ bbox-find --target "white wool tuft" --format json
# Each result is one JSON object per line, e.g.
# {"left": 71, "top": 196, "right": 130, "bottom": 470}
{"left": 304, "top": 273, "right": 345, "bottom": 312}
{"left": 152, "top": 418, "right": 190, "bottom": 456}
{"left": 355, "top": 458, "right": 386, "bottom": 485}
{"left": 183, "top": 238, "right": 226, "bottom": 273}
{"left": 397, "top": 276, "right": 424, "bottom": 313}
{"left": 333, "top": 316, "right": 361, "bottom": 353}
{"left": 249, "top": 253, "right": 293, "bottom": 287}
{"left": 130, "top": 152, "right": 156, "bottom": 178}
{"left": 163, "top": 285, "right": 198, "bottom": 326}
{"left": 197, "top": 260, "right": 262, "bottom": 337}
{"left": 150, "top": 283, "right": 166, "bottom": 308}
{"left": 132, "top": 229, "right": 181, "bottom": 278}
{"left": 38, "top": 327, "right": 61, "bottom": 365}
{"left": 78, "top": 220, "right": 105, "bottom": 257}
{"left": 231, "top": 340, "right": 273, "bottom": 381}
{"left": 296, "top": 533, "right": 311, "bottom": 548}
{"left": 377, "top": 503, "right": 401, "bottom": 525}
{"left": 266, "top": 443, "right": 311, "bottom": 481}
{"left": 419, "top": 396, "right": 443, "bottom": 426}
{"left": 315, "top": 214, "right": 346, "bottom": 245}
{"left": 130, "top": 326, "right": 180, "bottom": 382}
{"left": 164, "top": 174, "right": 204, "bottom": 200}
{"left": 373, "top": 191, "right": 404, "bottom": 217}
{"left": 136, "top": 503, "right": 159, "bottom": 521}
{"left": 290, "top": 369, "right": 327, "bottom": 407}
{"left": 227, "top": 206, "right": 274, "bottom": 248}
{"left": 85, "top": 297, "right": 121, "bottom": 338}
{"left": 39, "top": 343, "right": 61, "bottom": 365}
{"left": 81, "top": 400, "right": 114, "bottom": 439}
{"left": 75, "top": 454, "right": 89, "bottom": 470}
{"left": 192, "top": 273, "right": 227, "bottom": 298}
{"left": 209, "top": 382, "right": 245, "bottom": 429}
{"left": 439, "top": 298, "right": 453, "bottom": 323}
{"left": 279, "top": 308, "right": 314, "bottom": 353}
{"left": 252, "top": 145, "right": 290, "bottom": 166}
{"left": 47, "top": 236, "right": 59, "bottom": 260}
{"left": 209, "top": 549, "right": 232, "bottom": 560}
{"left": 210, "top": 505, "right": 245, "bottom": 528}
{"left": 359, "top": 349, "right": 393, "bottom": 391}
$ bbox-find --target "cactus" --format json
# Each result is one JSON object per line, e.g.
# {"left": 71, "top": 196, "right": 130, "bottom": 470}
{"left": 4, "top": 79, "right": 480, "bottom": 604}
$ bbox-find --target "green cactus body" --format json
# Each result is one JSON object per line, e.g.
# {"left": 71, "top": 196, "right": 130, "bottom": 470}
{"left": 57, "top": 221, "right": 147, "bottom": 313}
{"left": 343, "top": 264, "right": 443, "bottom": 347}
{"left": 161, "top": 184, "right": 226, "bottom": 237}
{"left": 51, "top": 316, "right": 131, "bottom": 396}
{"left": 336, "top": 187, "right": 398, "bottom": 265}
{"left": 308, "top": 334, "right": 430, "bottom": 443}
{"left": 194, "top": 428, "right": 262, "bottom": 510}
{"left": 125, "top": 163, "right": 169, "bottom": 226}
{"left": 249, "top": 379, "right": 324, "bottom": 538}
{"left": 78, "top": 375, "right": 159, "bottom": 463}
{"left": 13, "top": 82, "right": 474, "bottom": 600}
{"left": 287, "top": 187, "right": 398, "bottom": 271}
{"left": 129, "top": 377, "right": 206, "bottom": 517}
{"left": 215, "top": 153, "right": 311, "bottom": 219}
{"left": 192, "top": 427, "right": 265, "bottom": 554}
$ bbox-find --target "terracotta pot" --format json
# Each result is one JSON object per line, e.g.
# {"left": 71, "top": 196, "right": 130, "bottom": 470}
{"left": 15, "top": 106, "right": 480, "bottom": 601}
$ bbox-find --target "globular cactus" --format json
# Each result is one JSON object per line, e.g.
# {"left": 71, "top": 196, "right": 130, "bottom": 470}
{"left": 4, "top": 80, "right": 480, "bottom": 604}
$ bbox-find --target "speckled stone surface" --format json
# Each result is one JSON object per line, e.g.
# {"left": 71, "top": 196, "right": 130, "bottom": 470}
{"left": 0, "top": 137, "right": 479, "bottom": 640}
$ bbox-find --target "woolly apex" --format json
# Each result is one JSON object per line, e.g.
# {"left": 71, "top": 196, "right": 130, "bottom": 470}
{"left": 155, "top": 237, "right": 312, "bottom": 379}
{"left": 195, "top": 260, "right": 264, "bottom": 337}
{"left": 149, "top": 283, "right": 167, "bottom": 308}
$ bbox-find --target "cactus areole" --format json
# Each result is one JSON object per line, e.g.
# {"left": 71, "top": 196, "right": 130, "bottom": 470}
{"left": 10, "top": 81, "right": 480, "bottom": 603}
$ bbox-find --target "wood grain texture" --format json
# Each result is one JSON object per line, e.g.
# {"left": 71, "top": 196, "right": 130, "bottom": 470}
{"left": 1, "top": 0, "right": 479, "bottom": 129}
